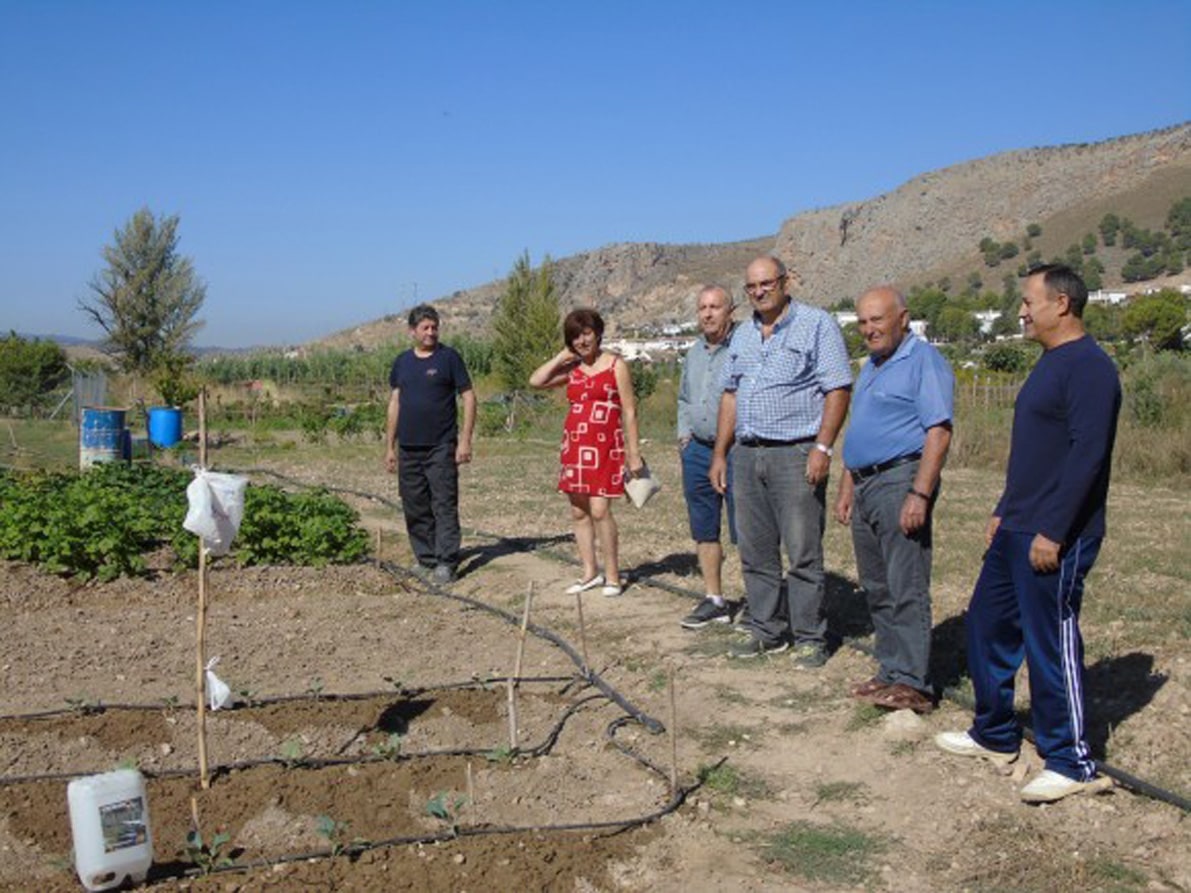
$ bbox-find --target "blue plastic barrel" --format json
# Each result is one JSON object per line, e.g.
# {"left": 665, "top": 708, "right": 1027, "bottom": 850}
{"left": 80, "top": 408, "right": 129, "bottom": 469}
{"left": 147, "top": 406, "right": 184, "bottom": 448}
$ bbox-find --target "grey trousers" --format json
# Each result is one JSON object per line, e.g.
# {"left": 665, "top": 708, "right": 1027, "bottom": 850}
{"left": 732, "top": 442, "right": 827, "bottom": 647}
{"left": 850, "top": 460, "right": 934, "bottom": 692}
{"left": 398, "top": 441, "right": 461, "bottom": 568}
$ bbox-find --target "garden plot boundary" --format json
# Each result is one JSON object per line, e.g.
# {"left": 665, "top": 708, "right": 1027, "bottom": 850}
{"left": 242, "top": 466, "right": 1190, "bottom": 814}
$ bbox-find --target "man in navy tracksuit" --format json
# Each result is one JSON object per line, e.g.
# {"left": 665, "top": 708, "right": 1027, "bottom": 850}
{"left": 936, "top": 264, "right": 1120, "bottom": 803}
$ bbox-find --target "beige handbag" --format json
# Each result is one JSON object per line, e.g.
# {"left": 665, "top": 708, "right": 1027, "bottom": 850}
{"left": 624, "top": 461, "right": 661, "bottom": 508}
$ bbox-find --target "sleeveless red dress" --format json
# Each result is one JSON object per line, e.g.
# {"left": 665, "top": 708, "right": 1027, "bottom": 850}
{"left": 558, "top": 359, "right": 626, "bottom": 497}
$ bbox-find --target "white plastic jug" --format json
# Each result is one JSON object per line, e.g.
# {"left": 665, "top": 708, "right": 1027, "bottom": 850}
{"left": 67, "top": 769, "right": 153, "bottom": 891}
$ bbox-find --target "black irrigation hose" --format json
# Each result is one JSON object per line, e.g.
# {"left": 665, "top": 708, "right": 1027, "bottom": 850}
{"left": 378, "top": 558, "right": 666, "bottom": 735}
{"left": 0, "top": 693, "right": 608, "bottom": 788}
{"left": 0, "top": 676, "right": 577, "bottom": 723}
{"left": 180, "top": 702, "right": 697, "bottom": 884}
{"left": 191, "top": 778, "right": 694, "bottom": 884}
{"left": 842, "top": 635, "right": 1191, "bottom": 813}
{"left": 213, "top": 468, "right": 1191, "bottom": 811}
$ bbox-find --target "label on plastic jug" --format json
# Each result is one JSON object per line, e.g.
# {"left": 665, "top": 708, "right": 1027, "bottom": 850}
{"left": 100, "top": 797, "right": 147, "bottom": 852}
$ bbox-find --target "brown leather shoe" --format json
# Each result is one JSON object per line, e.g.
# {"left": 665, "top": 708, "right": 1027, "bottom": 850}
{"left": 859, "top": 683, "right": 935, "bottom": 714}
{"left": 850, "top": 676, "right": 890, "bottom": 698}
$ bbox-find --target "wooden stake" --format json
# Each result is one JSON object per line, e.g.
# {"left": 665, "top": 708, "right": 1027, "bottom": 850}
{"left": 374, "top": 527, "right": 382, "bottom": 565}
{"left": 574, "top": 592, "right": 590, "bottom": 674}
{"left": 667, "top": 664, "right": 679, "bottom": 794}
{"left": 195, "top": 389, "right": 210, "bottom": 790}
{"left": 505, "top": 675, "right": 518, "bottom": 752}
{"left": 506, "top": 582, "right": 534, "bottom": 751}
{"left": 465, "top": 761, "right": 475, "bottom": 823}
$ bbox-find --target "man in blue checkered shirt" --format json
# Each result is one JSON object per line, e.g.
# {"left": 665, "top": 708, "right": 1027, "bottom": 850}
{"left": 710, "top": 255, "right": 852, "bottom": 665}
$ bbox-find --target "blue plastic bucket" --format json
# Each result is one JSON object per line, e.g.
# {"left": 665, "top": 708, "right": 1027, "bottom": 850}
{"left": 147, "top": 406, "right": 184, "bottom": 448}
{"left": 80, "top": 408, "right": 129, "bottom": 469}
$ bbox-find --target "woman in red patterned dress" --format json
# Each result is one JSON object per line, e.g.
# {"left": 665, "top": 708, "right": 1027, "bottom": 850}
{"left": 530, "top": 308, "right": 643, "bottom": 596}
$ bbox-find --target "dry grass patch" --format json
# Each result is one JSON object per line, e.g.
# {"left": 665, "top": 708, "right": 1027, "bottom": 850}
{"left": 932, "top": 814, "right": 1151, "bottom": 892}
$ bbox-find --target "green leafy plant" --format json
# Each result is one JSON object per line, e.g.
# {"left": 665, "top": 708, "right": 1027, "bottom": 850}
{"left": 425, "top": 791, "right": 467, "bottom": 834}
{"left": 180, "top": 827, "right": 234, "bottom": 875}
{"left": 484, "top": 744, "right": 515, "bottom": 765}
{"left": 315, "top": 814, "right": 353, "bottom": 857}
{"left": 278, "top": 737, "right": 306, "bottom": 767}
{"left": 371, "top": 733, "right": 403, "bottom": 760}
{"left": 0, "top": 464, "right": 369, "bottom": 579}
{"left": 64, "top": 695, "right": 101, "bottom": 715}
{"left": 305, "top": 677, "right": 325, "bottom": 700}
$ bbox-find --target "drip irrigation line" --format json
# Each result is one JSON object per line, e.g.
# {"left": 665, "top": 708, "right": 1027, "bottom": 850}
{"left": 184, "top": 779, "right": 695, "bottom": 885}
{"left": 187, "top": 468, "right": 1191, "bottom": 811}
{"left": 0, "top": 676, "right": 577, "bottom": 723}
{"left": 378, "top": 558, "right": 666, "bottom": 735}
{"left": 846, "top": 638, "right": 1190, "bottom": 813}
{"left": 0, "top": 693, "right": 610, "bottom": 788}
{"left": 166, "top": 707, "right": 698, "bottom": 885}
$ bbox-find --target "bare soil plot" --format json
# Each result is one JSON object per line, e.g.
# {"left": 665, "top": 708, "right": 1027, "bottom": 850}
{"left": 0, "top": 439, "right": 1187, "bottom": 891}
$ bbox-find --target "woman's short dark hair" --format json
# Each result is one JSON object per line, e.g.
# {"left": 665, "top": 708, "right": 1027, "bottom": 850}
{"left": 563, "top": 308, "right": 605, "bottom": 348}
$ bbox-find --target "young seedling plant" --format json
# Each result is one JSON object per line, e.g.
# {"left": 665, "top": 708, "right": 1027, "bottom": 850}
{"left": 425, "top": 791, "right": 468, "bottom": 836}
{"left": 315, "top": 814, "right": 362, "bottom": 858}
{"left": 181, "top": 827, "right": 234, "bottom": 875}
{"left": 371, "top": 732, "right": 403, "bottom": 760}
{"left": 279, "top": 737, "right": 306, "bottom": 768}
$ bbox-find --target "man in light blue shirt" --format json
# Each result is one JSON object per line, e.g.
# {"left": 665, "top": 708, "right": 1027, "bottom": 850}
{"left": 710, "top": 256, "right": 852, "bottom": 665}
{"left": 834, "top": 286, "right": 954, "bottom": 713}
{"left": 677, "top": 285, "right": 738, "bottom": 629}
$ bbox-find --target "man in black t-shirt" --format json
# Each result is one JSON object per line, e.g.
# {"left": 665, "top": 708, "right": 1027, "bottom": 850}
{"left": 384, "top": 304, "right": 476, "bottom": 584}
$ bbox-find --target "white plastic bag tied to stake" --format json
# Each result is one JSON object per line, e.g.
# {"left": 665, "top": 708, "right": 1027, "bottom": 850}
{"left": 204, "top": 657, "right": 232, "bottom": 711}
{"left": 183, "top": 468, "right": 248, "bottom": 556}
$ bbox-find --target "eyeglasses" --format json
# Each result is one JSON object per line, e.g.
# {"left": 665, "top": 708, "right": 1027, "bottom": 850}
{"left": 744, "top": 276, "right": 784, "bottom": 295}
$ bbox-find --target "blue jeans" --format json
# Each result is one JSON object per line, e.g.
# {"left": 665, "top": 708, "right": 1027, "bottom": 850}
{"left": 850, "top": 460, "right": 933, "bottom": 692}
{"left": 681, "top": 439, "right": 736, "bottom": 544}
{"left": 966, "top": 530, "right": 1101, "bottom": 780}
{"left": 732, "top": 442, "right": 827, "bottom": 647}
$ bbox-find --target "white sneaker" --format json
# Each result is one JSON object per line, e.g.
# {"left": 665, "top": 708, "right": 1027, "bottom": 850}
{"left": 1019, "top": 769, "right": 1100, "bottom": 803}
{"left": 934, "top": 730, "right": 1019, "bottom": 766}
{"left": 565, "top": 574, "right": 604, "bottom": 595}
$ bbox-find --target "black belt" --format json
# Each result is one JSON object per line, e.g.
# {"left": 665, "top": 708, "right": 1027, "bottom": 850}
{"left": 737, "top": 436, "right": 815, "bottom": 448}
{"left": 850, "top": 453, "right": 921, "bottom": 484}
{"left": 691, "top": 435, "right": 716, "bottom": 448}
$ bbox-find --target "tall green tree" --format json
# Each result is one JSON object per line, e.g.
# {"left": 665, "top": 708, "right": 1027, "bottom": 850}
{"left": 0, "top": 333, "right": 69, "bottom": 415}
{"left": 1122, "top": 290, "right": 1187, "bottom": 351}
{"left": 492, "top": 251, "right": 561, "bottom": 393}
{"left": 1167, "top": 196, "right": 1191, "bottom": 250}
{"left": 79, "top": 207, "right": 205, "bottom": 376}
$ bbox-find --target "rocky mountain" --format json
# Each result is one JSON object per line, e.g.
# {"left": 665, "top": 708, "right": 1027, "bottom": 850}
{"left": 319, "top": 122, "right": 1190, "bottom": 349}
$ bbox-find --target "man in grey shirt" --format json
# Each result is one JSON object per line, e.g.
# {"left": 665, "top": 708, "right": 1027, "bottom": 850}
{"left": 677, "top": 285, "right": 738, "bottom": 628}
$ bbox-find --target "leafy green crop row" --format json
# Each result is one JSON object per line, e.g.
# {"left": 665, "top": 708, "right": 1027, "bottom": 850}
{"left": 0, "top": 463, "right": 368, "bottom": 581}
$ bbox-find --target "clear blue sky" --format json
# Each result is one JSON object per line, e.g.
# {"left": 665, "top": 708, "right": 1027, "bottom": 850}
{"left": 2, "top": 1, "right": 1188, "bottom": 348}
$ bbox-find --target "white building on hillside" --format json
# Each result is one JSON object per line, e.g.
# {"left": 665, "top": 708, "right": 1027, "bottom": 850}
{"left": 974, "top": 309, "right": 1002, "bottom": 336}
{"left": 1087, "top": 289, "right": 1128, "bottom": 305}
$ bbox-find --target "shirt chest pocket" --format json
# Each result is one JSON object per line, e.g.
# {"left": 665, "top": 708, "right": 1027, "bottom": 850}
{"left": 764, "top": 344, "right": 814, "bottom": 386}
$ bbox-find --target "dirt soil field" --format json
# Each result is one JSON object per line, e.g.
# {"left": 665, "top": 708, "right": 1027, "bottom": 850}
{"left": 0, "top": 442, "right": 1187, "bottom": 892}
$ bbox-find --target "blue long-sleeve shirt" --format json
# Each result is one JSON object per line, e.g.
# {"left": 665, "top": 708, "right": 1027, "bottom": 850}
{"left": 995, "top": 335, "right": 1120, "bottom": 543}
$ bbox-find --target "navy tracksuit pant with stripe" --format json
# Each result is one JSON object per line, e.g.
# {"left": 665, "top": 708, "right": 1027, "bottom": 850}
{"left": 965, "top": 529, "right": 1101, "bottom": 781}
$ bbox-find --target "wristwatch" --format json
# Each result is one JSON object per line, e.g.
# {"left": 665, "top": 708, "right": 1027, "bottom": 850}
{"left": 813, "top": 442, "right": 833, "bottom": 457}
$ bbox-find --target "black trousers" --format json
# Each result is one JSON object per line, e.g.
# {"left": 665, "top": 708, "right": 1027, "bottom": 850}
{"left": 398, "top": 442, "right": 461, "bottom": 568}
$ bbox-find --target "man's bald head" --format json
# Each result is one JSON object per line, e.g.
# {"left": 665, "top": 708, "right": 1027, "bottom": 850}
{"left": 856, "top": 285, "right": 910, "bottom": 360}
